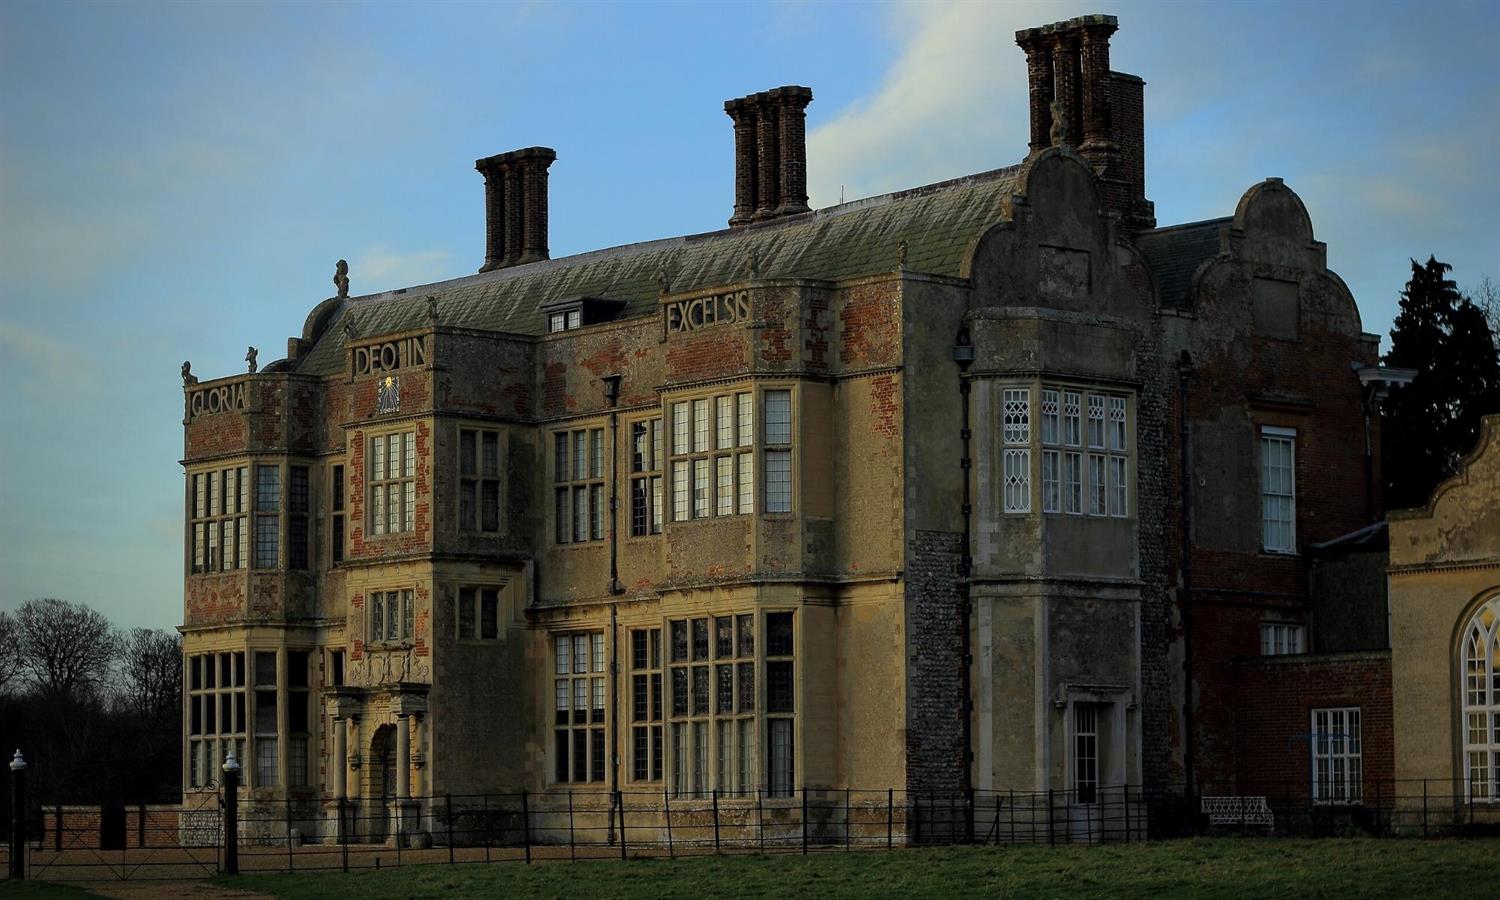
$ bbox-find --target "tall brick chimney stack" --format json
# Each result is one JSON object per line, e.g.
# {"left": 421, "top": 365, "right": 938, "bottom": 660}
{"left": 725, "top": 85, "right": 813, "bottom": 228}
{"left": 1015, "top": 15, "right": 1154, "bottom": 230}
{"left": 475, "top": 146, "right": 557, "bottom": 272}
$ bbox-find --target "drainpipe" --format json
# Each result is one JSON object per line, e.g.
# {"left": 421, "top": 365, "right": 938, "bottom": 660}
{"left": 952, "top": 326, "right": 976, "bottom": 828}
{"left": 1176, "top": 350, "right": 1196, "bottom": 800}
{"left": 602, "top": 374, "right": 624, "bottom": 842}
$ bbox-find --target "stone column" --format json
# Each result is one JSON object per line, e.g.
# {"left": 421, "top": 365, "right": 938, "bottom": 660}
{"left": 396, "top": 714, "right": 411, "bottom": 800}
{"left": 331, "top": 715, "right": 347, "bottom": 798}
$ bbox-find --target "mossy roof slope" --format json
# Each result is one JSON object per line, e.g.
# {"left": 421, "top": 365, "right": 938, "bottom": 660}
{"left": 295, "top": 166, "right": 1020, "bottom": 376}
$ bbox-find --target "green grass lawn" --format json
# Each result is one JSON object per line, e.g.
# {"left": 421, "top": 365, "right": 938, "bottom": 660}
{"left": 201, "top": 838, "right": 1500, "bottom": 899}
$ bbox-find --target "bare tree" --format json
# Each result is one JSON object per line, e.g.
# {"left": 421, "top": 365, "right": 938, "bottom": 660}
{"left": 0, "top": 610, "right": 20, "bottom": 695}
{"left": 117, "top": 628, "right": 182, "bottom": 721}
{"left": 16, "top": 598, "right": 118, "bottom": 702}
{"left": 1469, "top": 274, "right": 1500, "bottom": 351}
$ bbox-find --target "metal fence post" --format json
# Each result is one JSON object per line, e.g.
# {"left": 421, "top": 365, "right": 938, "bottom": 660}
{"left": 9, "top": 751, "right": 26, "bottom": 881}
{"left": 1046, "top": 788, "right": 1055, "bottom": 846}
{"left": 801, "top": 788, "right": 809, "bottom": 855}
{"left": 521, "top": 790, "right": 532, "bottom": 864}
{"left": 1422, "top": 779, "right": 1429, "bottom": 838}
{"left": 287, "top": 798, "right": 295, "bottom": 872}
{"left": 845, "top": 788, "right": 851, "bottom": 851}
{"left": 340, "top": 798, "right": 349, "bottom": 872}
{"left": 221, "top": 751, "right": 241, "bottom": 876}
{"left": 445, "top": 794, "right": 454, "bottom": 865}
{"left": 886, "top": 788, "right": 894, "bottom": 849}
{"left": 756, "top": 789, "right": 765, "bottom": 851}
{"left": 664, "top": 789, "right": 674, "bottom": 858}
{"left": 617, "top": 791, "right": 627, "bottom": 861}
{"left": 712, "top": 789, "right": 721, "bottom": 853}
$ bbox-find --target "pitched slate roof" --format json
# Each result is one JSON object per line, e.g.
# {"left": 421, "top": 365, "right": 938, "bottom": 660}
{"left": 1134, "top": 217, "right": 1228, "bottom": 310}
{"left": 294, "top": 166, "right": 1020, "bottom": 376}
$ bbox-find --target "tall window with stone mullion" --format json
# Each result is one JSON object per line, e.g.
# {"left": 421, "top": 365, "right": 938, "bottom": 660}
{"left": 186, "top": 652, "right": 245, "bottom": 789}
{"left": 554, "top": 633, "right": 607, "bottom": 783}
{"left": 1001, "top": 388, "right": 1031, "bottom": 513}
{"left": 554, "top": 428, "right": 605, "bottom": 543}
{"left": 369, "top": 432, "right": 417, "bottom": 536}
{"left": 629, "top": 418, "right": 664, "bottom": 536}
{"left": 765, "top": 611, "right": 794, "bottom": 797}
{"left": 669, "top": 392, "right": 756, "bottom": 522}
{"left": 254, "top": 465, "right": 280, "bottom": 567}
{"left": 630, "top": 628, "right": 664, "bottom": 782}
{"left": 190, "top": 466, "right": 248, "bottom": 573}
{"left": 252, "top": 651, "right": 278, "bottom": 787}
{"left": 762, "top": 390, "right": 791, "bottom": 513}
{"left": 459, "top": 428, "right": 501, "bottom": 533}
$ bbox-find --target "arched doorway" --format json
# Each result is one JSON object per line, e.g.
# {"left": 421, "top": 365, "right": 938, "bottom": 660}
{"left": 368, "top": 725, "right": 396, "bottom": 841}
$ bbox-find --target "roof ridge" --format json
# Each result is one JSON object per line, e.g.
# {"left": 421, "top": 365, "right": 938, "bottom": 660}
{"left": 349, "top": 163, "right": 1024, "bottom": 307}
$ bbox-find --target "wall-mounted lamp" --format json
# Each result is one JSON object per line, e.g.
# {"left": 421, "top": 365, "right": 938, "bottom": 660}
{"left": 952, "top": 327, "right": 975, "bottom": 371}
{"left": 602, "top": 374, "right": 622, "bottom": 407}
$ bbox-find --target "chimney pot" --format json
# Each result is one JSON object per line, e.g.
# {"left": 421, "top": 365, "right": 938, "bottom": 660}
{"left": 725, "top": 85, "right": 813, "bottom": 227}
{"left": 475, "top": 146, "right": 557, "bottom": 272}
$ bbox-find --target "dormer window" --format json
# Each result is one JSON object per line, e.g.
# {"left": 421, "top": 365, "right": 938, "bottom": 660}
{"left": 544, "top": 296, "right": 627, "bottom": 334}
{"left": 548, "top": 309, "right": 582, "bottom": 333}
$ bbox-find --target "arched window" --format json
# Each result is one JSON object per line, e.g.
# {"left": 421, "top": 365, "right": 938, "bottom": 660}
{"left": 1462, "top": 596, "right": 1500, "bottom": 800}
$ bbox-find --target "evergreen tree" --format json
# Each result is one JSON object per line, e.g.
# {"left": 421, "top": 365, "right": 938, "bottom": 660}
{"left": 1382, "top": 257, "right": 1500, "bottom": 509}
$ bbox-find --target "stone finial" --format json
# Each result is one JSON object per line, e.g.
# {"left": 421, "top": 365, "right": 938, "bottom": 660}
{"left": 246, "top": 346, "right": 258, "bottom": 374}
{"left": 897, "top": 240, "right": 909, "bottom": 270}
{"left": 1049, "top": 99, "right": 1069, "bottom": 147}
{"left": 343, "top": 318, "right": 358, "bottom": 341}
{"left": 181, "top": 361, "right": 198, "bottom": 386}
{"left": 334, "top": 259, "right": 350, "bottom": 299}
{"left": 747, "top": 248, "right": 760, "bottom": 279}
{"left": 426, "top": 295, "right": 440, "bottom": 325}
{"left": 656, "top": 267, "right": 672, "bottom": 296}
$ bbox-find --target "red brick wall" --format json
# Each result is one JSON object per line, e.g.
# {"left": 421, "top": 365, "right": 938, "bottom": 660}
{"left": 1231, "top": 652, "right": 1392, "bottom": 798}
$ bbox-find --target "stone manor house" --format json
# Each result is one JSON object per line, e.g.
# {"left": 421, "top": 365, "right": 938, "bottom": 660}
{"left": 180, "top": 15, "right": 1451, "bottom": 841}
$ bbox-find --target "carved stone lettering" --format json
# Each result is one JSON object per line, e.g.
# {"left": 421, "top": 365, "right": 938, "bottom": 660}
{"left": 186, "top": 383, "right": 248, "bottom": 420}
{"left": 352, "top": 336, "right": 428, "bottom": 377}
{"left": 664, "top": 290, "right": 753, "bottom": 335}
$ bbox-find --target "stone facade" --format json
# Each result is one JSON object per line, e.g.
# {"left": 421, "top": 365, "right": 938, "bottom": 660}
{"left": 1389, "top": 415, "right": 1500, "bottom": 819}
{"left": 179, "top": 14, "right": 1392, "bottom": 842}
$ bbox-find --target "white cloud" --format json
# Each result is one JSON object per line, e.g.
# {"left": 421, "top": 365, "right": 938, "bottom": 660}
{"left": 805, "top": 0, "right": 1099, "bottom": 207}
{"left": 352, "top": 246, "right": 453, "bottom": 293}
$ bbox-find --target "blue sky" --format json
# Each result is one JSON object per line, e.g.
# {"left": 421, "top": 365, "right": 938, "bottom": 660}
{"left": 2, "top": 0, "right": 1496, "bottom": 630}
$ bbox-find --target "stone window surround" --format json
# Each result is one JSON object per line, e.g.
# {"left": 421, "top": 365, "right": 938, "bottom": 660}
{"left": 1260, "top": 425, "right": 1297, "bottom": 555}
{"left": 457, "top": 424, "right": 504, "bottom": 534}
{"left": 1059, "top": 684, "right": 1133, "bottom": 805}
{"left": 455, "top": 579, "right": 513, "bottom": 641}
{"left": 552, "top": 423, "right": 606, "bottom": 545}
{"left": 366, "top": 429, "right": 418, "bottom": 537}
{"left": 662, "top": 382, "right": 797, "bottom": 526}
{"left": 1461, "top": 594, "right": 1500, "bottom": 803}
{"left": 996, "top": 381, "right": 1133, "bottom": 519}
{"left": 366, "top": 584, "right": 417, "bottom": 648}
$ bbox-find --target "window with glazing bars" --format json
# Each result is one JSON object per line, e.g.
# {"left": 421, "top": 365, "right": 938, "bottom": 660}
{"left": 669, "top": 392, "right": 755, "bottom": 522}
{"left": 630, "top": 628, "right": 664, "bottom": 782}
{"left": 630, "top": 418, "right": 664, "bottom": 536}
{"left": 460, "top": 428, "right": 502, "bottom": 533}
{"left": 554, "top": 633, "right": 607, "bottom": 783}
{"left": 329, "top": 464, "right": 345, "bottom": 565}
{"left": 765, "top": 611, "right": 794, "bottom": 797}
{"left": 1311, "top": 707, "right": 1362, "bottom": 804}
{"left": 1001, "top": 388, "right": 1030, "bottom": 513}
{"left": 254, "top": 465, "right": 280, "bottom": 568}
{"left": 668, "top": 614, "right": 756, "bottom": 797}
{"left": 370, "top": 589, "right": 414, "bottom": 643}
{"left": 457, "top": 586, "right": 503, "bottom": 640}
{"left": 1261, "top": 428, "right": 1296, "bottom": 553}
{"left": 186, "top": 651, "right": 245, "bottom": 789}
{"left": 190, "top": 466, "right": 248, "bottom": 573}
{"left": 554, "top": 427, "right": 605, "bottom": 543}
{"left": 762, "top": 390, "right": 791, "bottom": 514}
{"left": 369, "top": 432, "right": 417, "bottom": 535}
